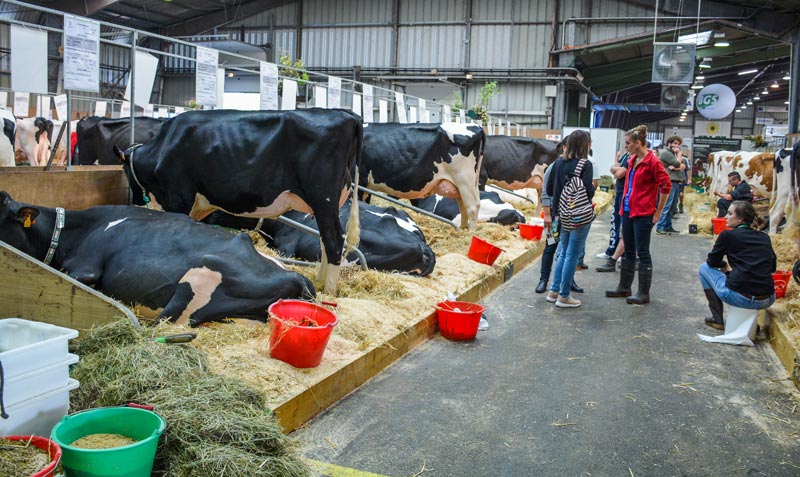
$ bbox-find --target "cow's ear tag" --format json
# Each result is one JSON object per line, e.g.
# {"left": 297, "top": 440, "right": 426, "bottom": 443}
{"left": 17, "top": 207, "right": 40, "bottom": 228}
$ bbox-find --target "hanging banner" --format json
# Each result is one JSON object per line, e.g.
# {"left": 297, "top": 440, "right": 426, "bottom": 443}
{"left": 281, "top": 79, "right": 297, "bottom": 110}
{"left": 14, "top": 92, "right": 29, "bottom": 117}
{"left": 195, "top": 47, "right": 218, "bottom": 107}
{"left": 54, "top": 94, "right": 67, "bottom": 120}
{"left": 696, "top": 83, "right": 736, "bottom": 120}
{"left": 379, "top": 99, "right": 388, "bottom": 123}
{"left": 442, "top": 105, "right": 452, "bottom": 123}
{"left": 352, "top": 93, "right": 362, "bottom": 117}
{"left": 315, "top": 86, "right": 327, "bottom": 108}
{"left": 327, "top": 76, "right": 341, "bottom": 109}
{"left": 11, "top": 25, "right": 48, "bottom": 94}
{"left": 259, "top": 61, "right": 279, "bottom": 110}
{"left": 63, "top": 15, "right": 100, "bottom": 92}
{"left": 362, "top": 85, "right": 374, "bottom": 123}
{"left": 38, "top": 96, "right": 52, "bottom": 119}
{"left": 395, "top": 92, "right": 407, "bottom": 123}
{"left": 124, "top": 50, "right": 159, "bottom": 108}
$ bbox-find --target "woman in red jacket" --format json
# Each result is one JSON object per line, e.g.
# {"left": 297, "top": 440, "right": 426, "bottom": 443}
{"left": 606, "top": 125, "right": 672, "bottom": 304}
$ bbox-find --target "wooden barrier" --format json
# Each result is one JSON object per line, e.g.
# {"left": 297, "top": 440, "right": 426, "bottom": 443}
{"left": 0, "top": 166, "right": 128, "bottom": 209}
{"left": 0, "top": 241, "right": 139, "bottom": 330}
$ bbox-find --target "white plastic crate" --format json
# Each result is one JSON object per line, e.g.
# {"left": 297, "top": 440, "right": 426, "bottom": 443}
{"left": 0, "top": 318, "right": 79, "bottom": 379}
{"left": 3, "top": 353, "right": 79, "bottom": 406}
{"left": 0, "top": 378, "right": 79, "bottom": 437}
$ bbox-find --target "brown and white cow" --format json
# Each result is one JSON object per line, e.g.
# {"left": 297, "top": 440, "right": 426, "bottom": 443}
{"left": 707, "top": 150, "right": 773, "bottom": 199}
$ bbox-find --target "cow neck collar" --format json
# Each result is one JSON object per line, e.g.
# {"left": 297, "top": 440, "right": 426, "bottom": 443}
{"left": 128, "top": 144, "right": 150, "bottom": 208}
{"left": 43, "top": 207, "right": 65, "bottom": 266}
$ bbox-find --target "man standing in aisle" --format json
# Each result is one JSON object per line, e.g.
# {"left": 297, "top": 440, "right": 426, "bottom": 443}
{"left": 656, "top": 136, "right": 685, "bottom": 235}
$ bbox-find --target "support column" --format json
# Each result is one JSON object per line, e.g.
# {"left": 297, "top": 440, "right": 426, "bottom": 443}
{"left": 790, "top": 28, "right": 800, "bottom": 134}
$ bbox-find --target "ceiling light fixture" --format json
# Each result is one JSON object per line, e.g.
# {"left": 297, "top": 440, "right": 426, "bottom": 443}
{"left": 691, "top": 84, "right": 704, "bottom": 89}
{"left": 465, "top": 73, "right": 473, "bottom": 80}
{"left": 735, "top": 109, "right": 740, "bottom": 113}
{"left": 746, "top": 100, "right": 753, "bottom": 105}
{"left": 695, "top": 75, "right": 705, "bottom": 80}
{"left": 227, "top": 72, "right": 234, "bottom": 78}
{"left": 754, "top": 96, "right": 761, "bottom": 100}
{"left": 784, "top": 74, "right": 791, "bottom": 80}
{"left": 771, "top": 81, "right": 779, "bottom": 89}
{"left": 713, "top": 32, "right": 729, "bottom": 47}
{"left": 762, "top": 89, "right": 768, "bottom": 95}
{"left": 786, "top": 101, "right": 791, "bottom": 105}
{"left": 737, "top": 69, "right": 758, "bottom": 75}
{"left": 699, "top": 58, "right": 712, "bottom": 69}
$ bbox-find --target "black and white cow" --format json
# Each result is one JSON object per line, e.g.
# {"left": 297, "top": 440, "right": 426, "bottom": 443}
{"left": 76, "top": 116, "right": 165, "bottom": 165}
{"left": 769, "top": 148, "right": 795, "bottom": 234}
{"left": 113, "top": 108, "right": 362, "bottom": 294}
{"left": 0, "top": 109, "right": 14, "bottom": 167}
{"left": 359, "top": 123, "right": 485, "bottom": 230}
{"left": 206, "top": 200, "right": 436, "bottom": 276}
{"left": 412, "top": 190, "right": 525, "bottom": 226}
{"left": 0, "top": 191, "right": 314, "bottom": 326}
{"left": 15, "top": 117, "right": 53, "bottom": 166}
{"left": 480, "top": 135, "right": 560, "bottom": 191}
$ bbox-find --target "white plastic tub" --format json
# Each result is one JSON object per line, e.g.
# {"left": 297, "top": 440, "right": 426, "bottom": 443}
{"left": 0, "top": 318, "right": 79, "bottom": 379}
{"left": 3, "top": 353, "right": 79, "bottom": 406}
{"left": 0, "top": 378, "right": 79, "bottom": 437}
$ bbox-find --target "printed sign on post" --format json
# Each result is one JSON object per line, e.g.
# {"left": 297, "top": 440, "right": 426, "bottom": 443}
{"left": 54, "top": 94, "right": 67, "bottom": 120}
{"left": 379, "top": 99, "right": 388, "bottom": 123}
{"left": 94, "top": 101, "right": 107, "bottom": 117}
{"left": 395, "top": 92, "right": 407, "bottom": 123}
{"left": 120, "top": 101, "right": 131, "bottom": 117}
{"left": 281, "top": 79, "right": 297, "bottom": 110}
{"left": 362, "top": 85, "right": 374, "bottom": 123}
{"left": 259, "top": 61, "right": 279, "bottom": 110}
{"left": 352, "top": 93, "right": 362, "bottom": 116}
{"left": 64, "top": 15, "right": 100, "bottom": 92}
{"left": 14, "top": 92, "right": 29, "bottom": 117}
{"left": 195, "top": 47, "right": 218, "bottom": 107}
{"left": 315, "top": 86, "right": 327, "bottom": 108}
{"left": 327, "top": 76, "right": 341, "bottom": 109}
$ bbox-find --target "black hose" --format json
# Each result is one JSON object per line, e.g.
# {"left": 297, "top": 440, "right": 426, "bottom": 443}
{"left": 0, "top": 359, "right": 9, "bottom": 419}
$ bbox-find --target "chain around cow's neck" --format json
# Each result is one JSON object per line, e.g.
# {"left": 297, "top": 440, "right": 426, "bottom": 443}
{"left": 129, "top": 144, "right": 150, "bottom": 208}
{"left": 44, "top": 207, "right": 65, "bottom": 266}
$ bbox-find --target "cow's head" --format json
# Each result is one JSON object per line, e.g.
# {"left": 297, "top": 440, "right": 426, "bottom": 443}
{"left": 115, "top": 145, "right": 149, "bottom": 206}
{"left": 0, "top": 191, "right": 41, "bottom": 256}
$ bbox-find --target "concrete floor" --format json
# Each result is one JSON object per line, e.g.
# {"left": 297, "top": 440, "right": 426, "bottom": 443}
{"left": 296, "top": 209, "right": 800, "bottom": 477}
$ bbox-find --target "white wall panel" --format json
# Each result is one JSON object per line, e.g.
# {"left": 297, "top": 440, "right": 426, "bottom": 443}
{"left": 510, "top": 25, "right": 551, "bottom": 69}
{"left": 397, "top": 26, "right": 464, "bottom": 69}
{"left": 239, "top": 3, "right": 297, "bottom": 27}
{"left": 472, "top": 0, "right": 512, "bottom": 22}
{"left": 401, "top": 0, "right": 466, "bottom": 22}
{"left": 303, "top": 0, "right": 393, "bottom": 25}
{"left": 303, "top": 28, "right": 392, "bottom": 68}
{"left": 469, "top": 25, "right": 510, "bottom": 70}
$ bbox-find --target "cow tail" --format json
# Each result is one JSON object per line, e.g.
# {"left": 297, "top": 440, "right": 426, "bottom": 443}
{"left": 345, "top": 119, "right": 362, "bottom": 253}
{"left": 770, "top": 152, "right": 779, "bottom": 209}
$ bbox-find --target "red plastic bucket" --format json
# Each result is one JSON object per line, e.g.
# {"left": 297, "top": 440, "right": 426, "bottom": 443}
{"left": 773, "top": 270, "right": 792, "bottom": 298}
{"left": 4, "top": 435, "right": 62, "bottom": 477}
{"left": 519, "top": 223, "right": 544, "bottom": 241}
{"left": 467, "top": 236, "right": 503, "bottom": 265}
{"left": 711, "top": 217, "right": 731, "bottom": 234}
{"left": 268, "top": 299, "right": 338, "bottom": 368}
{"left": 435, "top": 301, "right": 484, "bottom": 341}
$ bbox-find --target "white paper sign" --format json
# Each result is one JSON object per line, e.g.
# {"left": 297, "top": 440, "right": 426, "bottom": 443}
{"left": 422, "top": 109, "right": 430, "bottom": 123}
{"left": 281, "top": 79, "right": 297, "bottom": 110}
{"left": 144, "top": 104, "right": 154, "bottom": 117}
{"left": 379, "top": 99, "right": 388, "bottom": 123}
{"left": 352, "top": 93, "right": 362, "bottom": 116}
{"left": 120, "top": 100, "right": 131, "bottom": 117}
{"left": 14, "top": 92, "right": 29, "bottom": 117}
{"left": 38, "top": 96, "right": 52, "bottom": 119}
{"left": 259, "top": 61, "right": 279, "bottom": 110}
{"left": 0, "top": 92, "right": 6, "bottom": 110}
{"left": 755, "top": 117, "right": 774, "bottom": 125}
{"left": 442, "top": 105, "right": 451, "bottom": 123}
{"left": 216, "top": 68, "right": 225, "bottom": 109}
{"left": 327, "top": 76, "right": 341, "bottom": 109}
{"left": 94, "top": 101, "right": 107, "bottom": 117}
{"left": 124, "top": 50, "right": 159, "bottom": 108}
{"left": 195, "top": 47, "right": 218, "bottom": 107}
{"left": 11, "top": 25, "right": 48, "bottom": 94}
{"left": 459, "top": 110, "right": 466, "bottom": 123}
{"left": 63, "top": 15, "right": 100, "bottom": 92}
{"left": 315, "top": 86, "right": 327, "bottom": 108}
{"left": 395, "top": 92, "right": 407, "bottom": 123}
{"left": 54, "top": 94, "right": 67, "bottom": 120}
{"left": 174, "top": 106, "right": 184, "bottom": 115}
{"left": 362, "top": 85, "right": 374, "bottom": 123}
{"left": 418, "top": 99, "right": 427, "bottom": 122}
{"left": 409, "top": 106, "right": 417, "bottom": 123}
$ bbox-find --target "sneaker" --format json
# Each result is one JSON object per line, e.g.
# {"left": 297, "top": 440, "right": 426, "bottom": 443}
{"left": 656, "top": 229, "right": 668, "bottom": 235}
{"left": 556, "top": 296, "right": 581, "bottom": 308}
{"left": 596, "top": 252, "right": 612, "bottom": 259}
{"left": 546, "top": 291, "right": 558, "bottom": 303}
{"left": 576, "top": 263, "right": 589, "bottom": 271}
{"left": 666, "top": 227, "right": 680, "bottom": 234}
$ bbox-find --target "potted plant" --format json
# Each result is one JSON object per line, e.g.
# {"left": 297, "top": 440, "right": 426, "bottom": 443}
{"left": 468, "top": 81, "right": 501, "bottom": 125}
{"left": 743, "top": 134, "right": 768, "bottom": 149}
{"left": 278, "top": 51, "right": 311, "bottom": 101}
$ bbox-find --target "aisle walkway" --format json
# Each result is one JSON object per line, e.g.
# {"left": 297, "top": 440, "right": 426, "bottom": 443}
{"left": 297, "top": 210, "right": 800, "bottom": 476}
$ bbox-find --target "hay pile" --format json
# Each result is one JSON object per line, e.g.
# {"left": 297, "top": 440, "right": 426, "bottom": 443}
{"left": 70, "top": 321, "right": 309, "bottom": 477}
{"left": 684, "top": 190, "right": 716, "bottom": 235}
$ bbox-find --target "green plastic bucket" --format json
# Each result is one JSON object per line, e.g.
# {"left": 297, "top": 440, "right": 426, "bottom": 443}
{"left": 50, "top": 406, "right": 166, "bottom": 477}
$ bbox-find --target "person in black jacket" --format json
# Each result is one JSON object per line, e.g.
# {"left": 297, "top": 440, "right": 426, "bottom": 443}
{"left": 714, "top": 172, "right": 752, "bottom": 217}
{"left": 698, "top": 200, "right": 776, "bottom": 330}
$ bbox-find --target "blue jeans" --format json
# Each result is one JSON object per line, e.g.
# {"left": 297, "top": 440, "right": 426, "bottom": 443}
{"left": 622, "top": 213, "right": 654, "bottom": 266}
{"left": 605, "top": 192, "right": 623, "bottom": 256}
{"left": 550, "top": 224, "right": 591, "bottom": 297}
{"left": 698, "top": 262, "right": 775, "bottom": 310}
{"left": 656, "top": 183, "right": 681, "bottom": 230}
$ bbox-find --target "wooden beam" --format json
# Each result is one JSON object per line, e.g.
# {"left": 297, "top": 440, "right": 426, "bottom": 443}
{"left": 0, "top": 241, "right": 139, "bottom": 331}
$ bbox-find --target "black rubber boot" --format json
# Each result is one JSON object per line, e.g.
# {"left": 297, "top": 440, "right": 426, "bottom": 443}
{"left": 626, "top": 265, "right": 653, "bottom": 304}
{"left": 571, "top": 281, "right": 584, "bottom": 293}
{"left": 596, "top": 257, "right": 617, "bottom": 272}
{"left": 679, "top": 203, "right": 685, "bottom": 214}
{"left": 703, "top": 288, "right": 724, "bottom": 330}
{"left": 606, "top": 259, "right": 635, "bottom": 297}
{"left": 535, "top": 280, "right": 548, "bottom": 294}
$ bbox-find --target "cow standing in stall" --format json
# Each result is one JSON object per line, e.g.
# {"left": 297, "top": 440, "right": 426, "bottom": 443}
{"left": 0, "top": 191, "right": 314, "bottom": 326}
{"left": 769, "top": 148, "right": 794, "bottom": 234}
{"left": 76, "top": 116, "right": 165, "bottom": 165}
{"left": 15, "top": 117, "right": 52, "bottom": 166}
{"left": 113, "top": 108, "right": 362, "bottom": 294}
{"left": 359, "top": 123, "right": 485, "bottom": 230}
{"left": 480, "top": 135, "right": 560, "bottom": 205}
